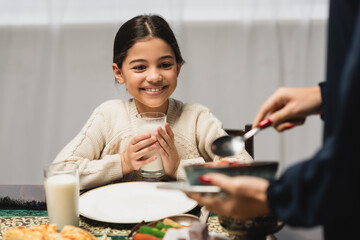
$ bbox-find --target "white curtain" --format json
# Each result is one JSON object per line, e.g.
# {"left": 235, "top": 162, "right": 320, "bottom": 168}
{"left": 0, "top": 0, "right": 327, "bottom": 185}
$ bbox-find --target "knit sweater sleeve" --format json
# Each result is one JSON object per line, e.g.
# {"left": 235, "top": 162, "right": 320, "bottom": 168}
{"left": 53, "top": 101, "right": 125, "bottom": 190}
{"left": 195, "top": 106, "right": 227, "bottom": 161}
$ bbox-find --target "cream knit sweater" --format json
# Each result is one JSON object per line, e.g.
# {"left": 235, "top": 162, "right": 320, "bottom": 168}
{"left": 53, "top": 98, "right": 253, "bottom": 190}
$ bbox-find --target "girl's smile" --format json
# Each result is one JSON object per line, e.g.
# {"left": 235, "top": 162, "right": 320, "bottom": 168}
{"left": 112, "top": 37, "right": 181, "bottom": 113}
{"left": 141, "top": 85, "right": 169, "bottom": 95}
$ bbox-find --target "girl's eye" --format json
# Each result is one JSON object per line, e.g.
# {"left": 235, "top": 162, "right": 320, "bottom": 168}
{"left": 159, "top": 62, "right": 173, "bottom": 69}
{"left": 133, "top": 65, "right": 146, "bottom": 71}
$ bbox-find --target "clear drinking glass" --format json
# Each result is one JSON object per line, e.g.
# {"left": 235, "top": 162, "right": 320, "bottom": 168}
{"left": 44, "top": 162, "right": 79, "bottom": 231}
{"left": 136, "top": 112, "right": 167, "bottom": 179}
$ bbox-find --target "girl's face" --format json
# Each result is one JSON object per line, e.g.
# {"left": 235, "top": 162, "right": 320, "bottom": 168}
{"left": 113, "top": 37, "right": 181, "bottom": 113}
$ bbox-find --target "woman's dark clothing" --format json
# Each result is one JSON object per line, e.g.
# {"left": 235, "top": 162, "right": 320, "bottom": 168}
{"left": 267, "top": 0, "right": 360, "bottom": 239}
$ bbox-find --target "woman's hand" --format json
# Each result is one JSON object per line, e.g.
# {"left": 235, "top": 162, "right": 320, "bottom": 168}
{"left": 187, "top": 173, "right": 270, "bottom": 220}
{"left": 253, "top": 86, "right": 322, "bottom": 132}
{"left": 155, "top": 123, "right": 180, "bottom": 178}
{"left": 121, "top": 133, "right": 158, "bottom": 175}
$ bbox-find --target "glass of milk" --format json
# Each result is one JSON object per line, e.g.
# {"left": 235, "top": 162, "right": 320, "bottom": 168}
{"left": 44, "top": 162, "right": 79, "bottom": 231}
{"left": 136, "top": 112, "right": 167, "bottom": 179}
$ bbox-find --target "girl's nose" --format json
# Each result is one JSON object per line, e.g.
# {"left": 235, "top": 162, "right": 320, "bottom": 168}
{"left": 146, "top": 68, "right": 163, "bottom": 82}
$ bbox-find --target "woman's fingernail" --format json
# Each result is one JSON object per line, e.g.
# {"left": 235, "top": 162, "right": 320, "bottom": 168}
{"left": 259, "top": 118, "right": 272, "bottom": 128}
{"left": 198, "top": 175, "right": 213, "bottom": 184}
{"left": 285, "top": 124, "right": 295, "bottom": 130}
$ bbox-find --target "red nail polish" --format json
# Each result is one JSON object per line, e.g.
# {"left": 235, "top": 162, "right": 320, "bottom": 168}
{"left": 198, "top": 175, "right": 212, "bottom": 184}
{"left": 259, "top": 118, "right": 272, "bottom": 128}
{"left": 285, "top": 124, "right": 295, "bottom": 130}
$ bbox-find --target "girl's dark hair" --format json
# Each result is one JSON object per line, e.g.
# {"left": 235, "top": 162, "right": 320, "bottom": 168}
{"left": 113, "top": 14, "right": 185, "bottom": 69}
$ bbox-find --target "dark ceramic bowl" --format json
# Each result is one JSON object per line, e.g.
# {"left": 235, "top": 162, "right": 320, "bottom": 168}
{"left": 185, "top": 161, "right": 282, "bottom": 238}
{"left": 184, "top": 161, "right": 278, "bottom": 186}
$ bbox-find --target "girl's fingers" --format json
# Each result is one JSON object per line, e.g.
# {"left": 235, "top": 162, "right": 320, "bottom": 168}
{"left": 156, "top": 135, "right": 170, "bottom": 155}
{"left": 133, "top": 135, "right": 157, "bottom": 152}
{"left": 164, "top": 123, "right": 174, "bottom": 139}
{"left": 155, "top": 127, "right": 172, "bottom": 155}
{"left": 155, "top": 142, "right": 168, "bottom": 158}
{"left": 157, "top": 126, "right": 171, "bottom": 142}
{"left": 130, "top": 133, "right": 152, "bottom": 145}
{"left": 133, "top": 143, "right": 157, "bottom": 159}
{"left": 133, "top": 156, "right": 157, "bottom": 169}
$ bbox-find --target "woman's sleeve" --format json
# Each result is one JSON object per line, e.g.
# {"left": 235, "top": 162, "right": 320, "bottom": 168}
{"left": 53, "top": 105, "right": 124, "bottom": 190}
{"left": 319, "top": 81, "right": 327, "bottom": 120}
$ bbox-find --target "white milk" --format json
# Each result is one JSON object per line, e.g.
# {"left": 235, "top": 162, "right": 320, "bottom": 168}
{"left": 45, "top": 174, "right": 79, "bottom": 230}
{"left": 139, "top": 123, "right": 164, "bottom": 172}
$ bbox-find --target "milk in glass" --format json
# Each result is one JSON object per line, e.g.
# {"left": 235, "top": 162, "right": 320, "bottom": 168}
{"left": 44, "top": 163, "right": 79, "bottom": 231}
{"left": 136, "top": 112, "right": 166, "bottom": 178}
{"left": 139, "top": 123, "right": 163, "bottom": 172}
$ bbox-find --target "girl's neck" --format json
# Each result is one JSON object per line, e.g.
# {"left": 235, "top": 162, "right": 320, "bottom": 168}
{"left": 134, "top": 99, "right": 169, "bottom": 114}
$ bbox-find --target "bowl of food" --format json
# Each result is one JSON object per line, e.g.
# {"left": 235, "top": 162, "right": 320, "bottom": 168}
{"left": 184, "top": 160, "right": 279, "bottom": 186}
{"left": 184, "top": 160, "right": 283, "bottom": 239}
{"left": 128, "top": 214, "right": 231, "bottom": 240}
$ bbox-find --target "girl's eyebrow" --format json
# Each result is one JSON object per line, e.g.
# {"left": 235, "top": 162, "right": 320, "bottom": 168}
{"left": 129, "top": 59, "right": 146, "bottom": 64}
{"left": 129, "top": 55, "right": 174, "bottom": 65}
{"left": 159, "top": 55, "right": 174, "bottom": 60}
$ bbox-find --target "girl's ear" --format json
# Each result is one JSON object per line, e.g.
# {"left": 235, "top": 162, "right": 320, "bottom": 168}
{"left": 112, "top": 63, "right": 125, "bottom": 84}
{"left": 176, "top": 63, "right": 182, "bottom": 77}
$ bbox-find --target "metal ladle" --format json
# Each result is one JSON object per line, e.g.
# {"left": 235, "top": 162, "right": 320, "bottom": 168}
{"left": 211, "top": 118, "right": 272, "bottom": 157}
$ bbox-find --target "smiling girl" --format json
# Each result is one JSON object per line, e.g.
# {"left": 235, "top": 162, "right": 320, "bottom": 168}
{"left": 53, "top": 15, "right": 253, "bottom": 190}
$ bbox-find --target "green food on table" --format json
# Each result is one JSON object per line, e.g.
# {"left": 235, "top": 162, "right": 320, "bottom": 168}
{"left": 138, "top": 226, "right": 165, "bottom": 238}
{"left": 155, "top": 221, "right": 177, "bottom": 230}
{"left": 136, "top": 218, "right": 184, "bottom": 239}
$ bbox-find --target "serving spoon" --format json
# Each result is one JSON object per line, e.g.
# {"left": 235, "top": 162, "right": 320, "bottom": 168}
{"left": 211, "top": 118, "right": 272, "bottom": 157}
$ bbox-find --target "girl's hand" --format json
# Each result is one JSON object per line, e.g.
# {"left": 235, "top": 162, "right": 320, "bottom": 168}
{"left": 121, "top": 133, "right": 158, "bottom": 175}
{"left": 155, "top": 123, "right": 180, "bottom": 178}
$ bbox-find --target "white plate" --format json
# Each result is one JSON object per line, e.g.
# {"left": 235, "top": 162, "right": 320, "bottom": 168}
{"left": 79, "top": 182, "right": 197, "bottom": 224}
{"left": 157, "top": 181, "right": 221, "bottom": 194}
